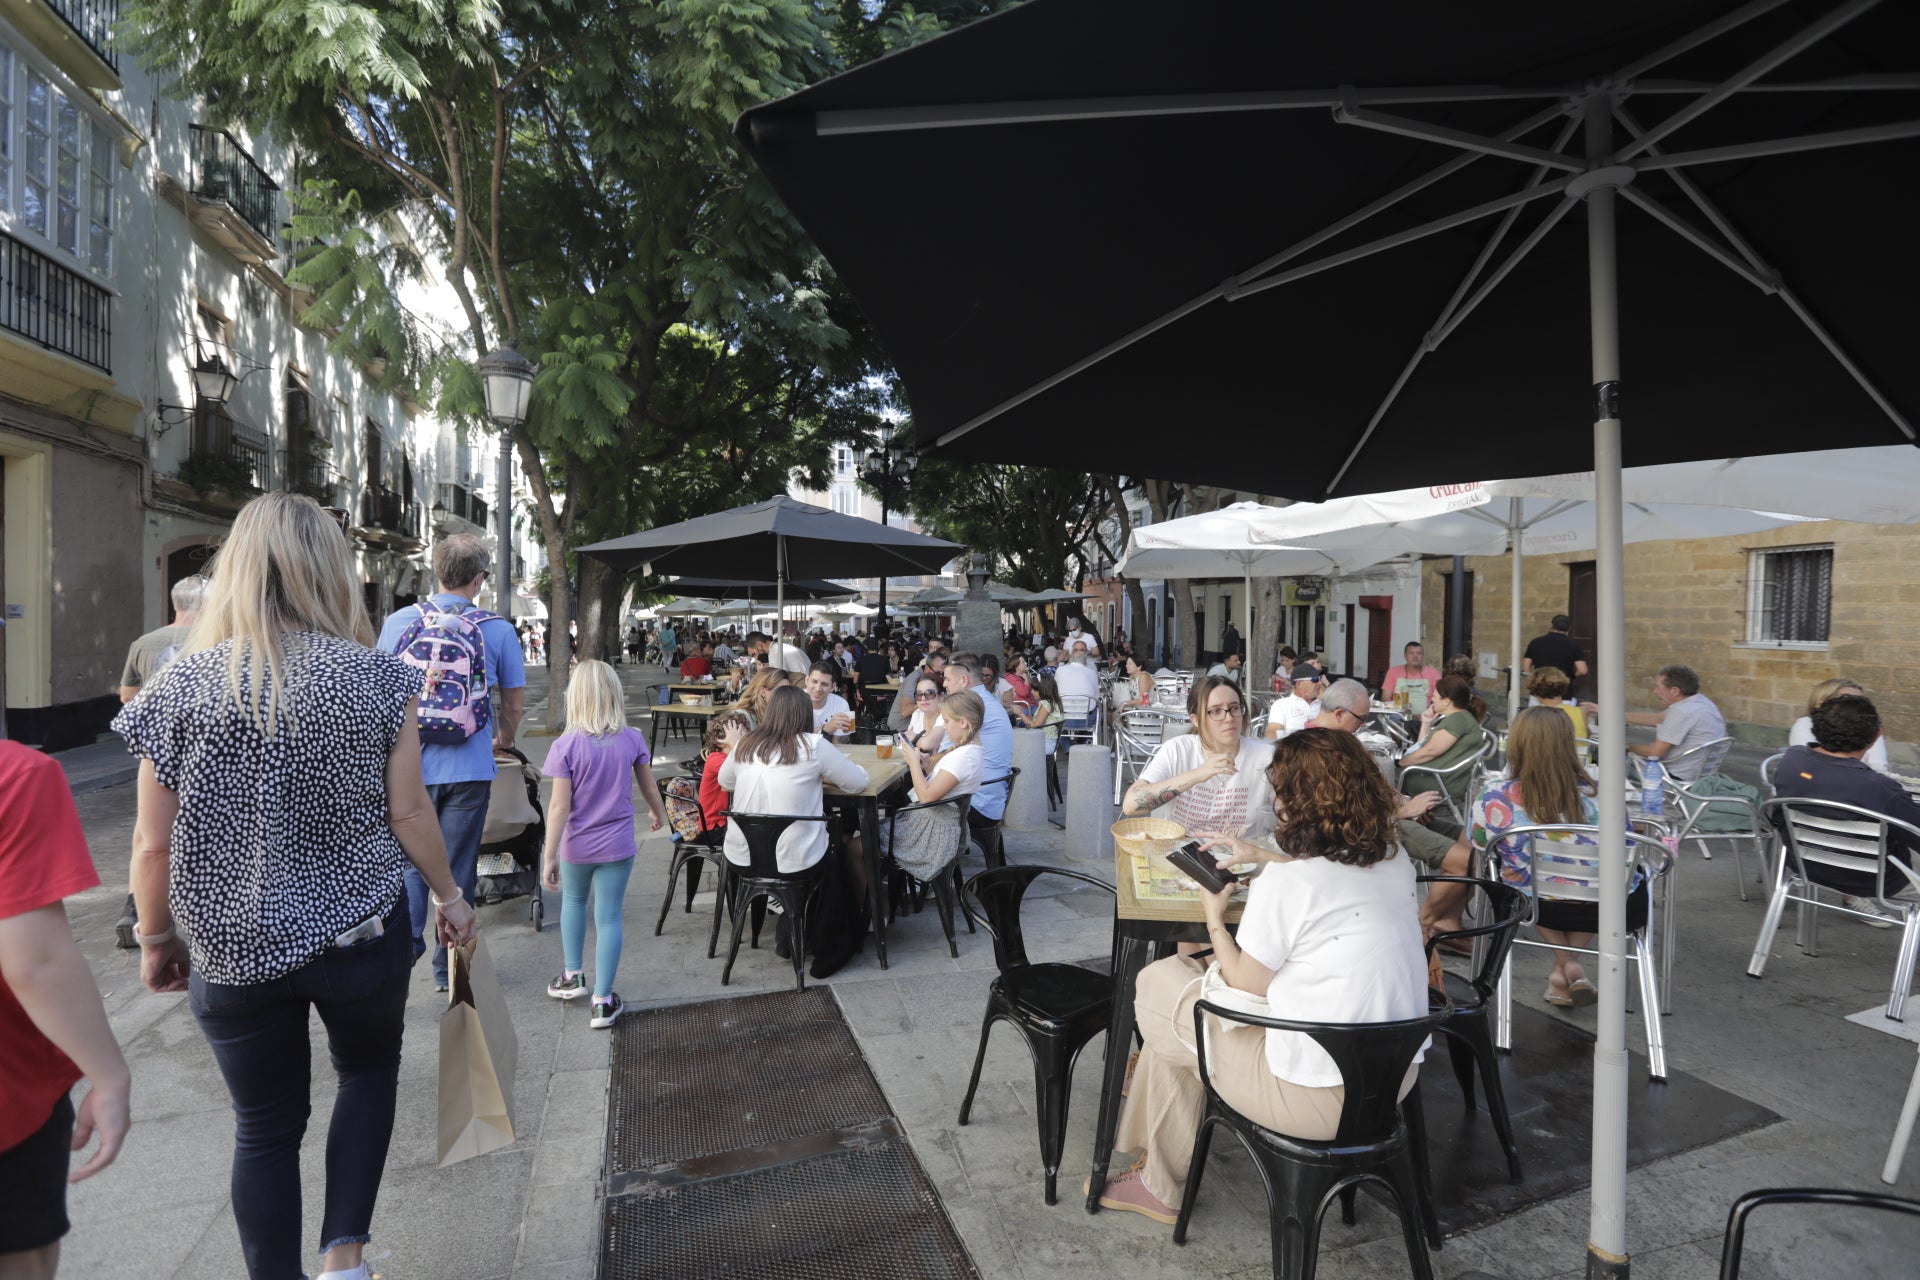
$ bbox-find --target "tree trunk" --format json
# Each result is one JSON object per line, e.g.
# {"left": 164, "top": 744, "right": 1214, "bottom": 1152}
{"left": 1246, "top": 496, "right": 1293, "bottom": 696}
{"left": 1171, "top": 578, "right": 1197, "bottom": 670}
{"left": 1124, "top": 578, "right": 1148, "bottom": 652}
{"left": 576, "top": 555, "right": 621, "bottom": 662}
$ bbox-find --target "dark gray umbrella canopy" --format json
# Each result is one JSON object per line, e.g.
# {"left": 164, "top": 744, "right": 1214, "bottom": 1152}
{"left": 575, "top": 496, "right": 963, "bottom": 580}
{"left": 658, "top": 576, "right": 861, "bottom": 602}
{"left": 736, "top": 0, "right": 1918, "bottom": 499}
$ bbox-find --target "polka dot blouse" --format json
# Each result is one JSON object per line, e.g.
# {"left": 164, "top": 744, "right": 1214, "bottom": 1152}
{"left": 112, "top": 632, "right": 422, "bottom": 986}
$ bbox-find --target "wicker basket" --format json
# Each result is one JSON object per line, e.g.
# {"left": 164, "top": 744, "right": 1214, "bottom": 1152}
{"left": 1110, "top": 817, "right": 1187, "bottom": 863}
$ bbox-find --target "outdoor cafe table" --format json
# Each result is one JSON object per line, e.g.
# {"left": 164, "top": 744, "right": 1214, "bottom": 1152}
{"left": 648, "top": 699, "right": 728, "bottom": 744}
{"left": 824, "top": 743, "right": 911, "bottom": 969}
{"left": 1085, "top": 845, "right": 1245, "bottom": 1214}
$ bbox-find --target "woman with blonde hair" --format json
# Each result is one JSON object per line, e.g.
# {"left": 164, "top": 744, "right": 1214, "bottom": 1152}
{"left": 1789, "top": 677, "right": 1889, "bottom": 773}
{"left": 733, "top": 667, "right": 787, "bottom": 730}
{"left": 113, "top": 492, "right": 476, "bottom": 1280}
{"left": 540, "top": 660, "right": 667, "bottom": 1027}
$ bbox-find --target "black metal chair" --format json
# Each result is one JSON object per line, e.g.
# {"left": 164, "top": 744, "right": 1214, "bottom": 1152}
{"left": 966, "top": 768, "right": 1021, "bottom": 868}
{"left": 719, "top": 812, "right": 832, "bottom": 991}
{"left": 881, "top": 792, "right": 974, "bottom": 958}
{"left": 653, "top": 775, "right": 732, "bottom": 957}
{"left": 1717, "top": 1188, "right": 1920, "bottom": 1279}
{"left": 958, "top": 865, "right": 1116, "bottom": 1204}
{"left": 1174, "top": 998, "right": 1454, "bottom": 1280}
{"left": 1418, "top": 875, "right": 1530, "bottom": 1183}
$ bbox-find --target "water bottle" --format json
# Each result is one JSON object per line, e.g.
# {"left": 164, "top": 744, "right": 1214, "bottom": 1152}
{"left": 1640, "top": 758, "right": 1665, "bottom": 819}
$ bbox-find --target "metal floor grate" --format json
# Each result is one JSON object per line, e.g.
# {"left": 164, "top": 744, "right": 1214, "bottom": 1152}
{"left": 608, "top": 987, "right": 892, "bottom": 1172}
{"left": 601, "top": 988, "right": 978, "bottom": 1280}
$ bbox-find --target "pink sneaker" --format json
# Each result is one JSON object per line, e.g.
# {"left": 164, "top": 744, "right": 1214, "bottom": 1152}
{"left": 1087, "top": 1170, "right": 1178, "bottom": 1225}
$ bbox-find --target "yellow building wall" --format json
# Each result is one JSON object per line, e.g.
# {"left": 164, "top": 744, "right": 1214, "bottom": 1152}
{"left": 1418, "top": 519, "right": 1919, "bottom": 745}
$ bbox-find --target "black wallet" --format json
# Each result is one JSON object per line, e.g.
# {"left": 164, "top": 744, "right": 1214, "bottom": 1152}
{"left": 1166, "top": 841, "right": 1240, "bottom": 894}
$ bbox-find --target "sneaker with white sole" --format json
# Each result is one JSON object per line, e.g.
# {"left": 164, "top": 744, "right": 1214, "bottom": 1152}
{"left": 547, "top": 972, "right": 589, "bottom": 1000}
{"left": 590, "top": 993, "right": 625, "bottom": 1029}
{"left": 1842, "top": 895, "right": 1900, "bottom": 929}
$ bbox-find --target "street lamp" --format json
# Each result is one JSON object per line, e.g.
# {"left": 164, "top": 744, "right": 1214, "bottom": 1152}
{"left": 478, "top": 341, "right": 535, "bottom": 615}
{"left": 859, "top": 432, "right": 916, "bottom": 632}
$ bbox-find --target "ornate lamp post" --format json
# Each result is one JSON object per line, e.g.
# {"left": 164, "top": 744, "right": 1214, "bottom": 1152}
{"left": 477, "top": 341, "right": 535, "bottom": 614}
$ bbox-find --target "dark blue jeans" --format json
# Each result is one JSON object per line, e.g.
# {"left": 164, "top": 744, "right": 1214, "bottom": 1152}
{"left": 189, "top": 895, "right": 410, "bottom": 1280}
{"left": 403, "top": 779, "right": 491, "bottom": 985}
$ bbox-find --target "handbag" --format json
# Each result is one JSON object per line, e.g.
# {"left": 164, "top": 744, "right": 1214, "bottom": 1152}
{"left": 1172, "top": 960, "right": 1271, "bottom": 1073}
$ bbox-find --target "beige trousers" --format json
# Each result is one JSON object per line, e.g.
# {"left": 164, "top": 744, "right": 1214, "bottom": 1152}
{"left": 1113, "top": 954, "right": 1347, "bottom": 1206}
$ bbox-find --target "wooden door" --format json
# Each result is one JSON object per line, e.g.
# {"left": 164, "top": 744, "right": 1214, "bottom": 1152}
{"left": 1343, "top": 603, "right": 1356, "bottom": 676}
{"left": 1567, "top": 561, "right": 1597, "bottom": 700}
{"left": 1359, "top": 595, "right": 1393, "bottom": 688}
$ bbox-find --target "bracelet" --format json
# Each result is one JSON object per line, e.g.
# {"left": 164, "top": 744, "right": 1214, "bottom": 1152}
{"left": 132, "top": 924, "right": 177, "bottom": 946}
{"left": 430, "top": 887, "right": 466, "bottom": 909}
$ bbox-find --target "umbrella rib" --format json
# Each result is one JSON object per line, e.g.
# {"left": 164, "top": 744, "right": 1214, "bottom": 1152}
{"left": 1616, "top": 0, "right": 1884, "bottom": 162}
{"left": 1612, "top": 104, "right": 1775, "bottom": 276}
{"left": 1333, "top": 103, "right": 1584, "bottom": 171}
{"left": 1612, "top": 0, "right": 1801, "bottom": 82}
{"left": 1429, "top": 196, "right": 1580, "bottom": 349}
{"left": 1616, "top": 186, "right": 1775, "bottom": 293}
{"left": 1636, "top": 117, "right": 1920, "bottom": 170}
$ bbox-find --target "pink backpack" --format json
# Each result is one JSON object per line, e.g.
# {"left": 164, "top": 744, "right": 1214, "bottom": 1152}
{"left": 394, "top": 600, "right": 497, "bottom": 745}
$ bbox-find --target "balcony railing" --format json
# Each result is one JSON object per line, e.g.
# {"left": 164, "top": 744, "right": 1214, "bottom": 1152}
{"left": 48, "top": 0, "right": 118, "bottom": 71}
{"left": 282, "top": 452, "right": 338, "bottom": 505}
{"left": 437, "top": 482, "right": 489, "bottom": 528}
{"left": 188, "top": 411, "right": 268, "bottom": 491}
{"left": 361, "top": 484, "right": 422, "bottom": 538}
{"left": 0, "top": 230, "right": 112, "bottom": 372}
{"left": 189, "top": 125, "right": 280, "bottom": 245}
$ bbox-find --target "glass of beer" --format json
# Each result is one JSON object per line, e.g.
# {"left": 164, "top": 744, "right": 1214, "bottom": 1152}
{"left": 876, "top": 734, "right": 894, "bottom": 759}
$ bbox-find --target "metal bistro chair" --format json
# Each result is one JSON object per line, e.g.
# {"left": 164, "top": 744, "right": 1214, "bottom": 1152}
{"left": 654, "top": 774, "right": 731, "bottom": 958}
{"left": 1058, "top": 693, "right": 1102, "bottom": 750}
{"left": 958, "top": 865, "right": 1116, "bottom": 1205}
{"left": 1717, "top": 1188, "right": 1920, "bottom": 1279}
{"left": 967, "top": 769, "right": 1020, "bottom": 870}
{"left": 1175, "top": 998, "right": 1454, "bottom": 1280}
{"left": 1397, "top": 731, "right": 1494, "bottom": 836}
{"left": 1113, "top": 706, "right": 1181, "bottom": 805}
{"left": 1750, "top": 797, "right": 1920, "bottom": 1021}
{"left": 882, "top": 792, "right": 974, "bottom": 959}
{"left": 1642, "top": 737, "right": 1767, "bottom": 902}
{"left": 1491, "top": 824, "right": 1674, "bottom": 1082}
{"left": 718, "top": 812, "right": 833, "bottom": 991}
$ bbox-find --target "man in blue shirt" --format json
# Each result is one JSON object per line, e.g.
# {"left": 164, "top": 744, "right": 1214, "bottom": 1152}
{"left": 378, "top": 533, "right": 527, "bottom": 989}
{"left": 944, "top": 652, "right": 1013, "bottom": 835}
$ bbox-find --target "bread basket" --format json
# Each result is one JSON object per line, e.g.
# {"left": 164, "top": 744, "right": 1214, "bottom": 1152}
{"left": 1110, "top": 816, "right": 1187, "bottom": 866}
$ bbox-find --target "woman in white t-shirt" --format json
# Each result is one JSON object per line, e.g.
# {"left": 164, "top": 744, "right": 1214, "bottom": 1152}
{"left": 717, "top": 685, "right": 869, "bottom": 875}
{"left": 1788, "top": 677, "right": 1890, "bottom": 773}
{"left": 858, "top": 691, "right": 985, "bottom": 883}
{"left": 1122, "top": 674, "right": 1276, "bottom": 843}
{"left": 1095, "top": 729, "right": 1429, "bottom": 1227}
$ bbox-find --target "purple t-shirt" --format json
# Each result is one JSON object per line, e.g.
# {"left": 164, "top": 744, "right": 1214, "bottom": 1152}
{"left": 543, "top": 727, "right": 651, "bottom": 864}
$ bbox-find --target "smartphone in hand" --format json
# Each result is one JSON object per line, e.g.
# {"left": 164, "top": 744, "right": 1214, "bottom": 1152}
{"left": 1166, "top": 841, "right": 1241, "bottom": 894}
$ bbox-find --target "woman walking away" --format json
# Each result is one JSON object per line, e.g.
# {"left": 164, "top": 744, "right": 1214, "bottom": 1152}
{"left": 541, "top": 660, "right": 667, "bottom": 1028}
{"left": 113, "top": 493, "right": 477, "bottom": 1280}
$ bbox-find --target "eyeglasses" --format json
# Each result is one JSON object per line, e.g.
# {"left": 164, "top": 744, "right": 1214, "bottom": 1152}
{"left": 1204, "top": 704, "right": 1244, "bottom": 719}
{"left": 1333, "top": 707, "right": 1366, "bottom": 725}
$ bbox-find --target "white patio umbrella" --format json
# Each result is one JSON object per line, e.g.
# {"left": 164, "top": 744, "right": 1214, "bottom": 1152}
{"left": 1120, "top": 500, "right": 1505, "bottom": 668}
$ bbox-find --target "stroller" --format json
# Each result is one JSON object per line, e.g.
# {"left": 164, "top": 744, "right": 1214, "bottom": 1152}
{"left": 474, "top": 746, "right": 547, "bottom": 931}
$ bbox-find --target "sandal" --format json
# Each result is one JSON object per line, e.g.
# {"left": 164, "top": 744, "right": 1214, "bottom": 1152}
{"left": 1568, "top": 978, "right": 1599, "bottom": 1007}
{"left": 1543, "top": 978, "right": 1575, "bottom": 1008}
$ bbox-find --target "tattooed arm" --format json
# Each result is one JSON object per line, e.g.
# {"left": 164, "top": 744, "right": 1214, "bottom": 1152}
{"left": 1122, "top": 747, "right": 1236, "bottom": 818}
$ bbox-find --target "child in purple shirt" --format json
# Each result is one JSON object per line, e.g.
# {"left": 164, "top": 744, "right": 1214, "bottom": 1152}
{"left": 541, "top": 661, "right": 667, "bottom": 1027}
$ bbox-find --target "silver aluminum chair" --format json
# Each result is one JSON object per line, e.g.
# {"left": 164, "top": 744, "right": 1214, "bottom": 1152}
{"left": 1398, "top": 730, "right": 1493, "bottom": 835}
{"left": 1057, "top": 693, "right": 1101, "bottom": 750}
{"left": 1759, "top": 752, "right": 1785, "bottom": 793}
{"left": 1750, "top": 797, "right": 1920, "bottom": 1021}
{"left": 1644, "top": 738, "right": 1766, "bottom": 901}
{"left": 1113, "top": 707, "right": 1184, "bottom": 805}
{"left": 1489, "top": 823, "right": 1674, "bottom": 1081}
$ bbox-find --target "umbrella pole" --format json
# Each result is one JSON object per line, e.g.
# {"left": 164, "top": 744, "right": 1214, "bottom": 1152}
{"left": 1509, "top": 498, "right": 1525, "bottom": 721}
{"left": 1584, "top": 103, "right": 1631, "bottom": 1280}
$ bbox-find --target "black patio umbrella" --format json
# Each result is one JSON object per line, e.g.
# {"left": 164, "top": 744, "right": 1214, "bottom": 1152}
{"left": 577, "top": 496, "right": 963, "bottom": 625}
{"left": 735, "top": 3, "right": 1920, "bottom": 1271}
{"left": 658, "top": 576, "right": 861, "bottom": 603}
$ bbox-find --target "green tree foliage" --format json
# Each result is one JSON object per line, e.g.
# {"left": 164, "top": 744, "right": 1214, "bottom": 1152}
{"left": 904, "top": 459, "right": 1108, "bottom": 598}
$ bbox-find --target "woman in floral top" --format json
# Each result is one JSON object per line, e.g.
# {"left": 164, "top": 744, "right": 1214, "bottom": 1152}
{"left": 1470, "top": 708, "right": 1646, "bottom": 1009}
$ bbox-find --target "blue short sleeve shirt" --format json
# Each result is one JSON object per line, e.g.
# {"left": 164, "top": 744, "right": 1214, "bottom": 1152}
{"left": 378, "top": 594, "right": 528, "bottom": 785}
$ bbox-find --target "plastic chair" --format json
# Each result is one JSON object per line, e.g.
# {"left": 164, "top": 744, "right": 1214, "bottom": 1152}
{"left": 1397, "top": 731, "right": 1493, "bottom": 833}
{"left": 957, "top": 865, "right": 1115, "bottom": 1204}
{"left": 1490, "top": 823, "right": 1674, "bottom": 1081}
{"left": 654, "top": 775, "right": 731, "bottom": 958}
{"left": 1174, "top": 998, "right": 1454, "bottom": 1280}
{"left": 1750, "top": 798, "right": 1920, "bottom": 1020}
{"left": 966, "top": 769, "right": 1021, "bottom": 869}
{"left": 1717, "top": 1188, "right": 1920, "bottom": 1278}
{"left": 881, "top": 792, "right": 973, "bottom": 958}
{"left": 1419, "top": 875, "right": 1530, "bottom": 1182}
{"left": 718, "top": 812, "right": 832, "bottom": 991}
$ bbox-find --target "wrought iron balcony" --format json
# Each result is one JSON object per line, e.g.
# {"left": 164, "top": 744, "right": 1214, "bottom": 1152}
{"left": 282, "top": 452, "right": 338, "bottom": 505}
{"left": 48, "top": 0, "right": 117, "bottom": 71}
{"left": 0, "top": 230, "right": 112, "bottom": 372}
{"left": 437, "top": 482, "right": 489, "bottom": 528}
{"left": 189, "top": 125, "right": 280, "bottom": 247}
{"left": 187, "top": 410, "right": 268, "bottom": 492}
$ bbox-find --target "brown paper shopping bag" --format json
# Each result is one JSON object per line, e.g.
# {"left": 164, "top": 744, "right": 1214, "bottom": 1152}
{"left": 437, "top": 934, "right": 520, "bottom": 1166}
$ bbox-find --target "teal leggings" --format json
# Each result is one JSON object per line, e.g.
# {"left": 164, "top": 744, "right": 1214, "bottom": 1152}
{"left": 558, "top": 857, "right": 634, "bottom": 999}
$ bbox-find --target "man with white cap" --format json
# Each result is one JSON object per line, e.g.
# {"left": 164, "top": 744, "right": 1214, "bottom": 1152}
{"left": 1265, "top": 662, "right": 1326, "bottom": 740}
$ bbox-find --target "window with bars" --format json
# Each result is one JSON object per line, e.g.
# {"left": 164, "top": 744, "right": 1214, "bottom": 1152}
{"left": 1745, "top": 545, "right": 1832, "bottom": 647}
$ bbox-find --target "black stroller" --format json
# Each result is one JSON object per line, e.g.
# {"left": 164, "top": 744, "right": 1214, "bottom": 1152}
{"left": 474, "top": 746, "right": 547, "bottom": 931}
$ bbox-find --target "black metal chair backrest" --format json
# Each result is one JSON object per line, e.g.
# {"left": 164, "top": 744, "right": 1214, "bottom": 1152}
{"left": 978, "top": 768, "right": 1020, "bottom": 810}
{"left": 1418, "top": 875, "right": 1529, "bottom": 1003}
{"left": 1718, "top": 1188, "right": 1920, "bottom": 1280}
{"left": 1191, "top": 998, "right": 1453, "bottom": 1147}
{"left": 963, "top": 864, "right": 1114, "bottom": 974}
{"left": 887, "top": 791, "right": 974, "bottom": 852}
{"left": 725, "top": 811, "right": 832, "bottom": 879}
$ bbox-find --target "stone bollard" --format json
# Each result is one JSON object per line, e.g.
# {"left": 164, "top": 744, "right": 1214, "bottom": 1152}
{"left": 1006, "top": 728, "right": 1049, "bottom": 831}
{"left": 1064, "top": 743, "right": 1116, "bottom": 865}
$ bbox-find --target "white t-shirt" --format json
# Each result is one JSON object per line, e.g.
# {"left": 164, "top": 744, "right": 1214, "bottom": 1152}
{"left": 1207, "top": 662, "right": 1241, "bottom": 684}
{"left": 1055, "top": 659, "right": 1101, "bottom": 711}
{"left": 1065, "top": 630, "right": 1099, "bottom": 655}
{"left": 1788, "top": 715, "right": 1890, "bottom": 774}
{"left": 1134, "top": 733, "right": 1277, "bottom": 840}
{"left": 1233, "top": 852, "right": 1431, "bottom": 1087}
{"left": 717, "top": 734, "right": 869, "bottom": 872}
{"left": 1272, "top": 694, "right": 1321, "bottom": 738}
{"left": 766, "top": 641, "right": 811, "bottom": 676}
{"left": 916, "top": 741, "right": 984, "bottom": 803}
{"left": 811, "top": 693, "right": 852, "bottom": 735}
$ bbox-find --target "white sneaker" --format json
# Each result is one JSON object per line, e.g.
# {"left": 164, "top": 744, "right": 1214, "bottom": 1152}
{"left": 1842, "top": 895, "right": 1900, "bottom": 929}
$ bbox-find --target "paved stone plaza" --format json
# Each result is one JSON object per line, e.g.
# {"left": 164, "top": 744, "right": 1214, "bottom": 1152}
{"left": 54, "top": 664, "right": 1920, "bottom": 1279}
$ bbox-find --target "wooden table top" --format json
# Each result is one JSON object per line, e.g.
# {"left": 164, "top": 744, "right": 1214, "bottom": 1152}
{"left": 652, "top": 700, "right": 728, "bottom": 717}
{"left": 667, "top": 681, "right": 726, "bottom": 693}
{"left": 826, "top": 743, "right": 911, "bottom": 800}
{"left": 1113, "top": 847, "right": 1248, "bottom": 924}
{"left": 869, "top": 680, "right": 902, "bottom": 692}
